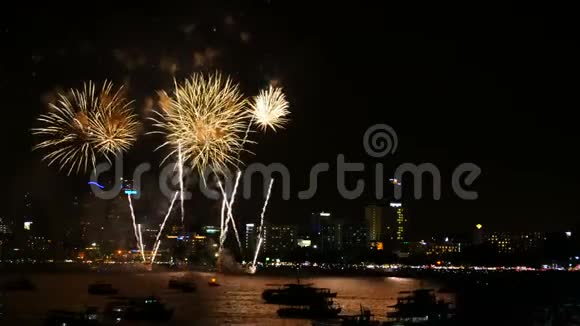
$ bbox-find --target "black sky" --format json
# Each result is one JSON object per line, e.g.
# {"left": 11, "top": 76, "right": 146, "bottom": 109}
{"left": 2, "top": 3, "right": 579, "bottom": 240}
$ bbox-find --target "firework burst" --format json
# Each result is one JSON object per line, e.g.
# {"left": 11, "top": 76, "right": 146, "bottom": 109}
{"left": 250, "top": 85, "right": 290, "bottom": 132}
{"left": 90, "top": 83, "right": 140, "bottom": 158}
{"left": 32, "top": 81, "right": 140, "bottom": 175}
{"left": 151, "top": 72, "right": 250, "bottom": 176}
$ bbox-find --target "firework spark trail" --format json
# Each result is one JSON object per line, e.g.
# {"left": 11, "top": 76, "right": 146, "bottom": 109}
{"left": 151, "top": 240, "right": 162, "bottom": 265}
{"left": 251, "top": 178, "right": 275, "bottom": 269}
{"left": 151, "top": 192, "right": 179, "bottom": 263}
{"left": 260, "top": 178, "right": 274, "bottom": 227}
{"left": 216, "top": 174, "right": 243, "bottom": 252}
{"left": 137, "top": 224, "right": 146, "bottom": 262}
{"left": 178, "top": 142, "right": 185, "bottom": 223}
{"left": 127, "top": 195, "right": 146, "bottom": 262}
{"left": 226, "top": 172, "right": 242, "bottom": 251}
{"left": 251, "top": 237, "right": 263, "bottom": 272}
{"left": 217, "top": 182, "right": 230, "bottom": 250}
{"left": 219, "top": 181, "right": 226, "bottom": 243}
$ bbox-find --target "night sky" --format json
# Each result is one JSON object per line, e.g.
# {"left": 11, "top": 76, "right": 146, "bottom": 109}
{"left": 2, "top": 3, "right": 579, "bottom": 240}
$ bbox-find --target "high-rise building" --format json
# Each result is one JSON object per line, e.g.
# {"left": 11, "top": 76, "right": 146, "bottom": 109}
{"left": 320, "top": 223, "right": 342, "bottom": 251}
{"left": 0, "top": 217, "right": 10, "bottom": 235}
{"left": 390, "top": 202, "right": 407, "bottom": 242}
{"left": 23, "top": 192, "right": 34, "bottom": 232}
{"left": 365, "top": 205, "right": 384, "bottom": 241}
{"left": 513, "top": 232, "right": 545, "bottom": 252}
{"left": 263, "top": 225, "right": 296, "bottom": 256}
{"left": 473, "top": 224, "right": 484, "bottom": 245}
{"left": 341, "top": 224, "right": 368, "bottom": 250}
{"left": 484, "top": 231, "right": 545, "bottom": 255}
{"left": 485, "top": 232, "right": 513, "bottom": 254}
{"left": 245, "top": 224, "right": 257, "bottom": 255}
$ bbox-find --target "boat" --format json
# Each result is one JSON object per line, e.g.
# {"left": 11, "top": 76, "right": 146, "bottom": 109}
{"left": 44, "top": 307, "right": 101, "bottom": 326}
{"left": 208, "top": 277, "right": 220, "bottom": 287}
{"left": 384, "top": 289, "right": 455, "bottom": 325}
{"left": 312, "top": 305, "right": 380, "bottom": 325}
{"left": 263, "top": 281, "right": 337, "bottom": 305}
{"left": 88, "top": 282, "right": 118, "bottom": 295}
{"left": 278, "top": 297, "right": 342, "bottom": 319}
{"left": 168, "top": 278, "right": 196, "bottom": 292}
{"left": 104, "top": 296, "right": 173, "bottom": 322}
{"left": 1, "top": 278, "right": 36, "bottom": 291}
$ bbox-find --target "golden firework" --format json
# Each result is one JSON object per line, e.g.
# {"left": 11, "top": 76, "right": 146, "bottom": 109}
{"left": 250, "top": 85, "right": 290, "bottom": 131}
{"left": 91, "top": 82, "right": 140, "bottom": 157}
{"left": 150, "top": 72, "right": 250, "bottom": 175}
{"left": 32, "top": 81, "right": 140, "bottom": 175}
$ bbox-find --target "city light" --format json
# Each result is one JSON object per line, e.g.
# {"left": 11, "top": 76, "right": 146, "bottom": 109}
{"left": 476, "top": 224, "right": 483, "bottom": 230}
{"left": 297, "top": 239, "right": 312, "bottom": 247}
{"left": 389, "top": 178, "right": 402, "bottom": 186}
{"left": 319, "top": 212, "right": 331, "bottom": 217}
{"left": 124, "top": 189, "right": 138, "bottom": 195}
{"left": 390, "top": 202, "right": 402, "bottom": 208}
{"left": 24, "top": 221, "right": 33, "bottom": 230}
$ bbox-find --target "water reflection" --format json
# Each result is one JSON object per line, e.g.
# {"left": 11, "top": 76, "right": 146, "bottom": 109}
{"left": 1, "top": 272, "right": 452, "bottom": 325}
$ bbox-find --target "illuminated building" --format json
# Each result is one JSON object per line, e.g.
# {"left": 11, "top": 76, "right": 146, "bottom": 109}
{"left": 426, "top": 243, "right": 461, "bottom": 256}
{"left": 484, "top": 232, "right": 546, "bottom": 255}
{"left": 27, "top": 236, "right": 50, "bottom": 252}
{"left": 473, "top": 224, "right": 484, "bottom": 245}
{"left": 191, "top": 234, "right": 208, "bottom": 254}
{"left": 143, "top": 226, "right": 160, "bottom": 243}
{"left": 245, "top": 224, "right": 257, "bottom": 255}
{"left": 297, "top": 239, "right": 312, "bottom": 247}
{"left": 513, "top": 232, "right": 545, "bottom": 252}
{"left": 486, "top": 232, "right": 513, "bottom": 254}
{"left": 310, "top": 211, "right": 331, "bottom": 247}
{"left": 365, "top": 205, "right": 384, "bottom": 242}
{"left": 391, "top": 202, "right": 407, "bottom": 243}
{"left": 23, "top": 192, "right": 34, "bottom": 232}
{"left": 202, "top": 225, "right": 220, "bottom": 243}
{"left": 370, "top": 241, "right": 384, "bottom": 250}
{"left": 321, "top": 223, "right": 342, "bottom": 251}
{"left": 341, "top": 224, "right": 368, "bottom": 250}
{"left": 0, "top": 217, "right": 9, "bottom": 235}
{"left": 263, "top": 224, "right": 296, "bottom": 255}
{"left": 202, "top": 225, "right": 220, "bottom": 235}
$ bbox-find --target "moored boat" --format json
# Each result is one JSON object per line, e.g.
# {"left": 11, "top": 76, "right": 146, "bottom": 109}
{"left": 104, "top": 296, "right": 173, "bottom": 322}
{"left": 384, "top": 289, "right": 455, "bottom": 325}
{"left": 263, "top": 281, "right": 337, "bottom": 305}
{"left": 44, "top": 307, "right": 101, "bottom": 326}
{"left": 278, "top": 297, "right": 342, "bottom": 319}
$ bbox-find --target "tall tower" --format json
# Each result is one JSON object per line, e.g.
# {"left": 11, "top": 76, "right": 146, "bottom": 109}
{"left": 365, "top": 205, "right": 384, "bottom": 241}
{"left": 390, "top": 202, "right": 407, "bottom": 242}
{"left": 386, "top": 178, "right": 408, "bottom": 247}
{"left": 245, "top": 223, "right": 256, "bottom": 258}
{"left": 23, "top": 192, "right": 33, "bottom": 232}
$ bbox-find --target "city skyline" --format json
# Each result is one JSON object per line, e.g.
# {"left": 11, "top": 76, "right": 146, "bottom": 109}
{"left": 3, "top": 5, "right": 579, "bottom": 240}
